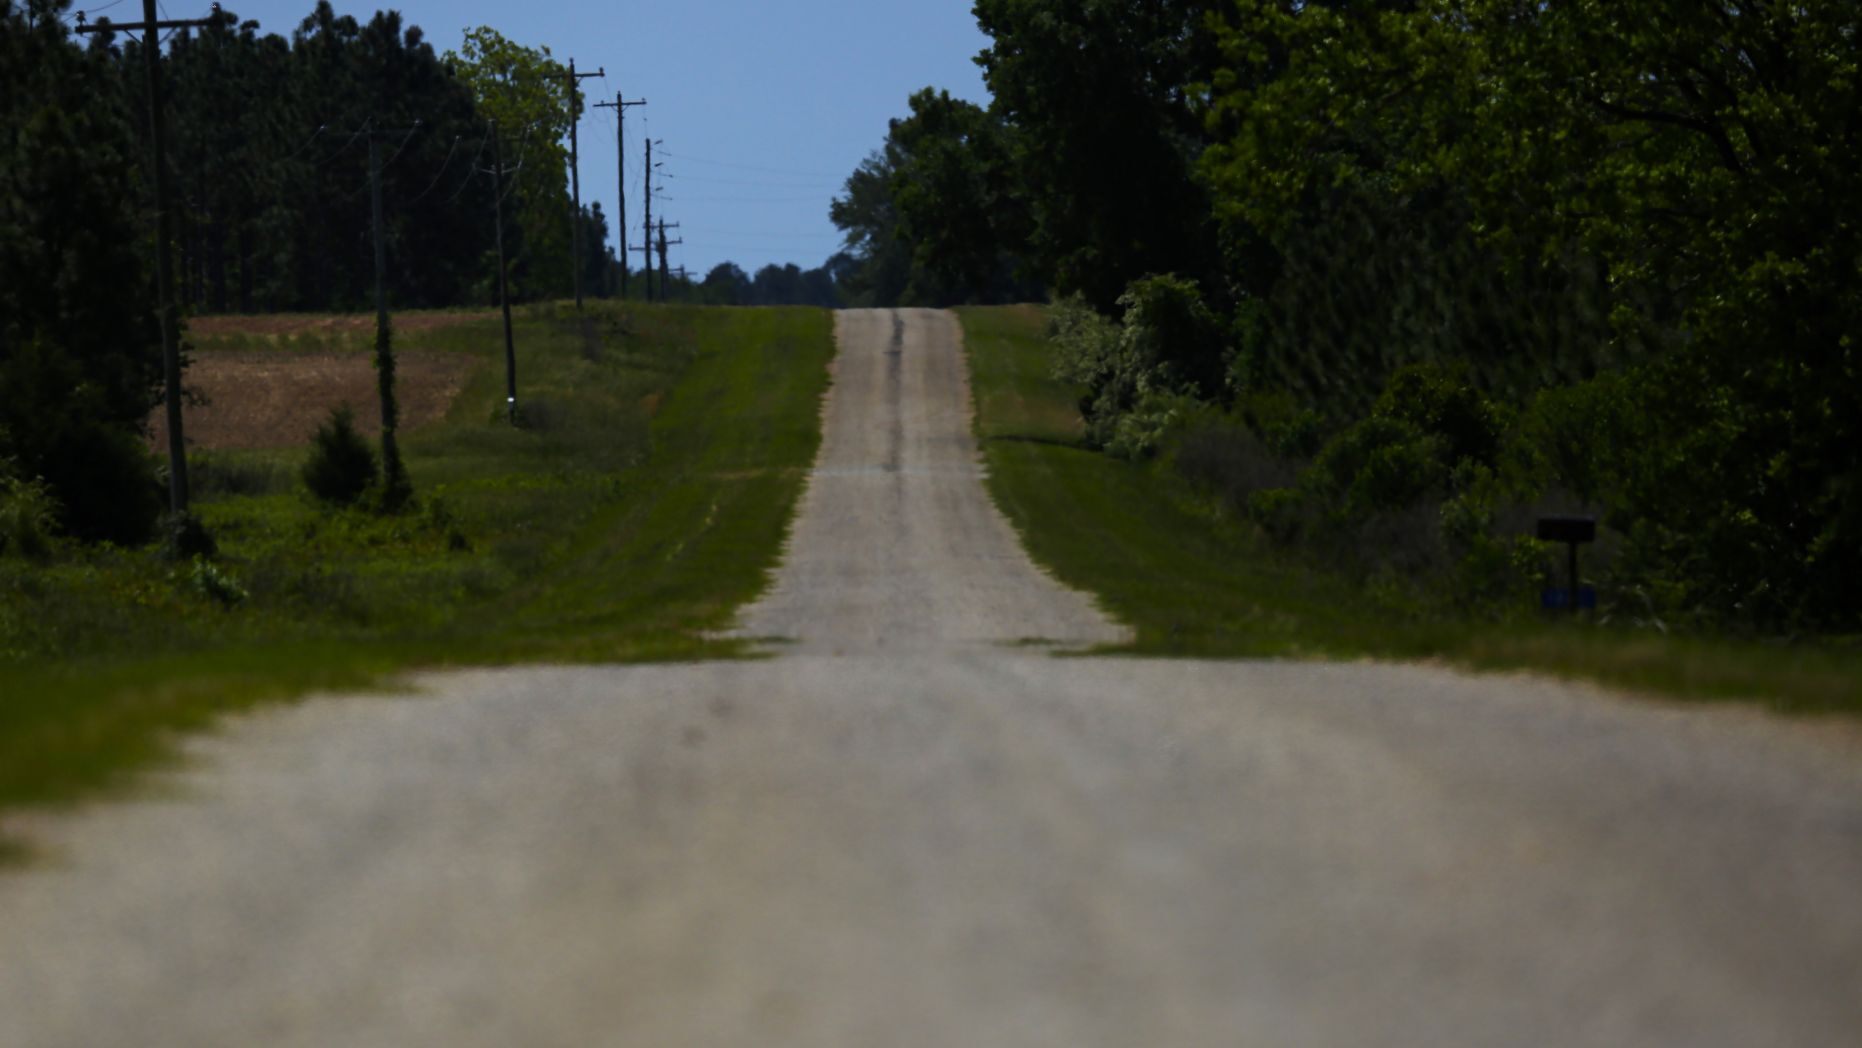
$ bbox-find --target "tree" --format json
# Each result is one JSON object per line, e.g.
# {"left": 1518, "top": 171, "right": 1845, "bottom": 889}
{"left": 445, "top": 25, "right": 575, "bottom": 303}
{"left": 972, "top": 0, "right": 1225, "bottom": 312}
{"left": 830, "top": 89, "right": 1037, "bottom": 307}
{"left": 886, "top": 89, "right": 1038, "bottom": 305}
{"left": 0, "top": 1, "right": 163, "bottom": 543}
{"left": 829, "top": 147, "right": 911, "bottom": 306}
{"left": 700, "top": 262, "right": 750, "bottom": 305}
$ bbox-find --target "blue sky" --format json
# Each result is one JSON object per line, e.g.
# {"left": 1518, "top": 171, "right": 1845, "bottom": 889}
{"left": 84, "top": 0, "right": 993, "bottom": 277}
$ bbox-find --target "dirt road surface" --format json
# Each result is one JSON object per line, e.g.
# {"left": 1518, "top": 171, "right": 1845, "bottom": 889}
{"left": 4, "top": 309, "right": 1860, "bottom": 1046}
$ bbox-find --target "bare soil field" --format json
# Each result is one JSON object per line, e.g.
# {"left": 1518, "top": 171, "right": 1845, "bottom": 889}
{"left": 148, "top": 350, "right": 479, "bottom": 451}
{"left": 186, "top": 310, "right": 495, "bottom": 341}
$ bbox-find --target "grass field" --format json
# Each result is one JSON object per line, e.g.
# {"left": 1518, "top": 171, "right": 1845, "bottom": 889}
{"left": 0, "top": 302, "right": 833, "bottom": 836}
{"left": 958, "top": 304, "right": 1862, "bottom": 715}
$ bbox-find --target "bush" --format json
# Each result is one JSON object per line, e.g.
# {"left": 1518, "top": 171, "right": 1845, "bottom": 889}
{"left": 1509, "top": 370, "right": 1642, "bottom": 507}
{"left": 0, "top": 467, "right": 58, "bottom": 561}
{"left": 1051, "top": 276, "right": 1232, "bottom": 454}
{"left": 188, "top": 556, "right": 247, "bottom": 607}
{"left": 0, "top": 339, "right": 161, "bottom": 546}
{"left": 1373, "top": 362, "right": 1509, "bottom": 471}
{"left": 1304, "top": 415, "right": 1450, "bottom": 518}
{"left": 302, "top": 405, "right": 378, "bottom": 507}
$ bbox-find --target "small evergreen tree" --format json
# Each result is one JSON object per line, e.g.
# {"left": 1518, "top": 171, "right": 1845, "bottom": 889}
{"left": 302, "top": 405, "right": 378, "bottom": 507}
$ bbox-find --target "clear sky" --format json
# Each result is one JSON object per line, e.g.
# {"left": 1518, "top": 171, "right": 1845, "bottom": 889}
{"left": 82, "top": 0, "right": 993, "bottom": 278}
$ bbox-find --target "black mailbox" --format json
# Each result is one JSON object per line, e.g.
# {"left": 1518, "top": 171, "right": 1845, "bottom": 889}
{"left": 1537, "top": 516, "right": 1598, "bottom": 615}
{"left": 1537, "top": 516, "right": 1596, "bottom": 544}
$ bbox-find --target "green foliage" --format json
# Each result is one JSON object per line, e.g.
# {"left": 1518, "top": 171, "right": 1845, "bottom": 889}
{"left": 973, "top": 0, "right": 1225, "bottom": 312}
{"left": 188, "top": 556, "right": 248, "bottom": 607}
{"left": 0, "top": 467, "right": 58, "bottom": 562}
{"left": 1196, "top": 0, "right": 1862, "bottom": 629}
{"left": 1373, "top": 363, "right": 1509, "bottom": 473}
{"left": 1509, "top": 372, "right": 1643, "bottom": 507}
{"left": 162, "top": 511, "right": 218, "bottom": 562}
{"left": 1305, "top": 416, "right": 1449, "bottom": 523}
{"left": 0, "top": 10, "right": 162, "bottom": 546}
{"left": 1049, "top": 276, "right": 1228, "bottom": 456}
{"left": 445, "top": 25, "right": 576, "bottom": 303}
{"left": 830, "top": 89, "right": 1038, "bottom": 307}
{"left": 302, "top": 405, "right": 379, "bottom": 507}
{"left": 133, "top": 4, "right": 498, "bottom": 311}
{"left": 962, "top": 304, "right": 1862, "bottom": 711}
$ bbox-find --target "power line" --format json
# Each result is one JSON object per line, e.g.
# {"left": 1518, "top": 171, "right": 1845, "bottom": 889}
{"left": 658, "top": 151, "right": 842, "bottom": 179}
{"left": 375, "top": 121, "right": 422, "bottom": 171}
{"left": 664, "top": 172, "right": 840, "bottom": 189}
{"left": 665, "top": 193, "right": 831, "bottom": 204}
{"left": 442, "top": 133, "right": 490, "bottom": 203}
{"left": 684, "top": 227, "right": 843, "bottom": 238}
{"left": 404, "top": 135, "right": 461, "bottom": 203}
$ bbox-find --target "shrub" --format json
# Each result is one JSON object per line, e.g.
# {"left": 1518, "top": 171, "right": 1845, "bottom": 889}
{"left": 1372, "top": 362, "right": 1509, "bottom": 470}
{"left": 302, "top": 405, "right": 378, "bottom": 507}
{"left": 0, "top": 338, "right": 161, "bottom": 546}
{"left": 1105, "top": 390, "right": 1197, "bottom": 461}
{"left": 1509, "top": 370, "right": 1641, "bottom": 508}
{"left": 0, "top": 467, "right": 58, "bottom": 561}
{"left": 1304, "top": 415, "right": 1450, "bottom": 517}
{"left": 1051, "top": 277, "right": 1232, "bottom": 453}
{"left": 188, "top": 556, "right": 247, "bottom": 607}
{"left": 1118, "top": 274, "right": 1228, "bottom": 404}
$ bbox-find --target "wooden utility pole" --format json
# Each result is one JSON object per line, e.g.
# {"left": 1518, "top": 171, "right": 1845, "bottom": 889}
{"left": 488, "top": 122, "right": 518, "bottom": 424}
{"left": 656, "top": 219, "right": 682, "bottom": 298}
{"left": 553, "top": 60, "right": 604, "bottom": 310}
{"left": 592, "top": 92, "right": 645, "bottom": 300}
{"left": 367, "top": 125, "right": 420, "bottom": 508}
{"left": 78, "top": 2, "right": 230, "bottom": 526}
{"left": 642, "top": 137, "right": 655, "bottom": 302}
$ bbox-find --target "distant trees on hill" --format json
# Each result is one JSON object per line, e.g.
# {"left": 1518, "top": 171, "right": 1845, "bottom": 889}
{"left": 693, "top": 260, "right": 846, "bottom": 308}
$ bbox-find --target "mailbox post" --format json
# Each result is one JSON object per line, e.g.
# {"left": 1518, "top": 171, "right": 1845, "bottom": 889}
{"left": 1537, "top": 516, "right": 1596, "bottom": 614}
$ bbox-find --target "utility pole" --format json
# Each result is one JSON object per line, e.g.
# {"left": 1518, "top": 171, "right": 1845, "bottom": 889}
{"left": 551, "top": 60, "right": 604, "bottom": 310}
{"left": 77, "top": 2, "right": 230, "bottom": 532}
{"left": 367, "top": 124, "right": 420, "bottom": 508}
{"left": 637, "top": 138, "right": 666, "bottom": 301}
{"left": 487, "top": 122, "right": 518, "bottom": 424}
{"left": 592, "top": 92, "right": 645, "bottom": 300}
{"left": 656, "top": 219, "right": 682, "bottom": 299}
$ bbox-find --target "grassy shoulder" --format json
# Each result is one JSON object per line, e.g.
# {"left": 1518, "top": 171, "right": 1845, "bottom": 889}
{"left": 958, "top": 304, "right": 1862, "bottom": 714}
{"left": 0, "top": 302, "right": 832, "bottom": 829}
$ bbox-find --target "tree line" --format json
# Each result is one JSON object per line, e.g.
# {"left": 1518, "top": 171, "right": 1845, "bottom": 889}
{"left": 833, "top": 0, "right": 1862, "bottom": 631}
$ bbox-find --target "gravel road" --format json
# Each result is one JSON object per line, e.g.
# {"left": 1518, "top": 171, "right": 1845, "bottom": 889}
{"left": 4, "top": 309, "right": 1859, "bottom": 1046}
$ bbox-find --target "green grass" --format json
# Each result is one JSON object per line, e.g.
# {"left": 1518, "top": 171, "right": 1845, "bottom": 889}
{"left": 958, "top": 304, "right": 1862, "bottom": 715}
{"left": 0, "top": 301, "right": 833, "bottom": 846}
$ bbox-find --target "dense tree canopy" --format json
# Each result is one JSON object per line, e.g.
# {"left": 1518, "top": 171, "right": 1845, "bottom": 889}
{"left": 839, "top": 0, "right": 1862, "bottom": 629}
{"left": 2, "top": 0, "right": 163, "bottom": 542}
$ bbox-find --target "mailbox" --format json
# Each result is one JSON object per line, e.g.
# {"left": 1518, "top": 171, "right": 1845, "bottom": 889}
{"left": 1537, "top": 516, "right": 1598, "bottom": 615}
{"left": 1536, "top": 516, "right": 1597, "bottom": 544}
